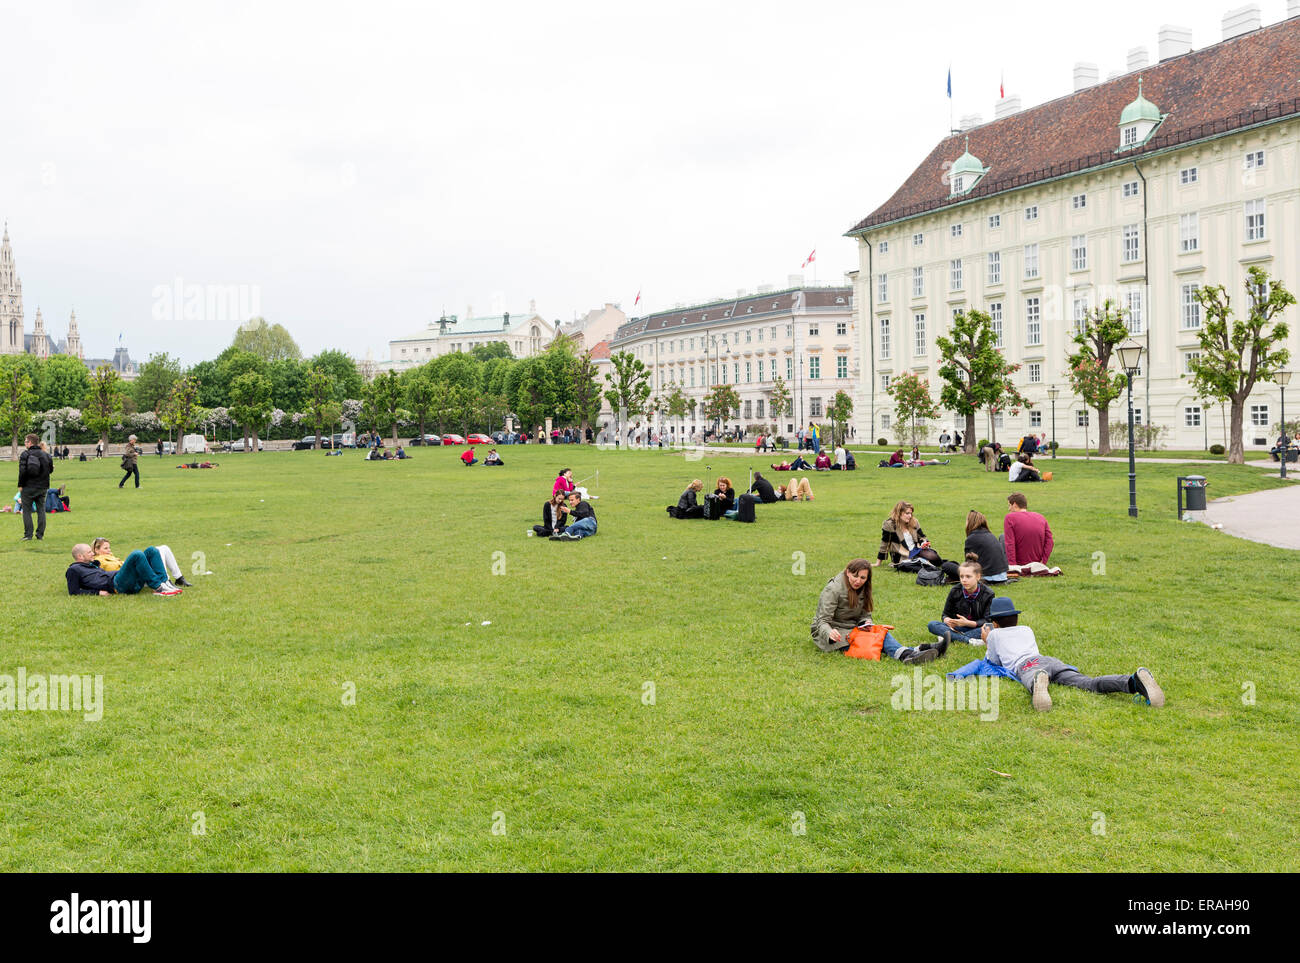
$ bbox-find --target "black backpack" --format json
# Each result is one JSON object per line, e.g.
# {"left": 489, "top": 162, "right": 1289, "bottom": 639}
{"left": 915, "top": 564, "right": 946, "bottom": 586}
{"left": 735, "top": 493, "right": 757, "bottom": 523}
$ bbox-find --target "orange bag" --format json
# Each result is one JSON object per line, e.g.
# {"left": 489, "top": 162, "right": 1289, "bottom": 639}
{"left": 845, "top": 623, "right": 894, "bottom": 660}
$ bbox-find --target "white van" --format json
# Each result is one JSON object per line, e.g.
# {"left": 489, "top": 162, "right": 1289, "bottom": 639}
{"left": 181, "top": 433, "right": 208, "bottom": 454}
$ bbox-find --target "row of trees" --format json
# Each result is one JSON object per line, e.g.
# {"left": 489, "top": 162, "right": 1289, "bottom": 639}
{"left": 887, "top": 267, "right": 1292, "bottom": 463}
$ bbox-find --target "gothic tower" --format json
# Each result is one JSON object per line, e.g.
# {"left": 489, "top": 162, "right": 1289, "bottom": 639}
{"left": 31, "top": 307, "right": 49, "bottom": 357}
{"left": 66, "top": 309, "right": 83, "bottom": 360}
{"left": 0, "top": 224, "right": 24, "bottom": 354}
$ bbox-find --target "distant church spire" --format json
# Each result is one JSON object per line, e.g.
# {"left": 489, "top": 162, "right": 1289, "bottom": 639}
{"left": 0, "top": 224, "right": 23, "bottom": 355}
{"left": 66, "top": 308, "right": 83, "bottom": 360}
{"left": 31, "top": 306, "right": 49, "bottom": 358}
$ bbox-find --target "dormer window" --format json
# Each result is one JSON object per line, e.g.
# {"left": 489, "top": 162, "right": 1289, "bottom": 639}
{"left": 947, "top": 136, "right": 986, "bottom": 197}
{"left": 1118, "top": 78, "right": 1163, "bottom": 151}
{"left": 1122, "top": 125, "right": 1138, "bottom": 147}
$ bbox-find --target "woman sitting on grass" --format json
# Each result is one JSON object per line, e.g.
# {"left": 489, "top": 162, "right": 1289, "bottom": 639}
{"left": 811, "top": 558, "right": 937, "bottom": 664}
{"left": 533, "top": 490, "right": 569, "bottom": 537}
{"left": 668, "top": 479, "right": 706, "bottom": 518}
{"left": 927, "top": 555, "right": 993, "bottom": 647}
{"left": 876, "top": 500, "right": 957, "bottom": 578}
{"left": 1008, "top": 453, "right": 1051, "bottom": 483}
{"left": 963, "top": 510, "right": 1008, "bottom": 583}
{"left": 777, "top": 478, "right": 813, "bottom": 501}
{"left": 707, "top": 477, "right": 736, "bottom": 514}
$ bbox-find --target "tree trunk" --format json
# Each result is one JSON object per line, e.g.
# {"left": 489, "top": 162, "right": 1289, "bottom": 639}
{"left": 314, "top": 417, "right": 322, "bottom": 450}
{"left": 1097, "top": 402, "right": 1112, "bottom": 456}
{"left": 251, "top": 428, "right": 260, "bottom": 453}
{"left": 1228, "top": 399, "right": 1245, "bottom": 464}
{"left": 391, "top": 425, "right": 398, "bottom": 449}
{"left": 9, "top": 430, "right": 17, "bottom": 460}
{"left": 965, "top": 412, "right": 977, "bottom": 453}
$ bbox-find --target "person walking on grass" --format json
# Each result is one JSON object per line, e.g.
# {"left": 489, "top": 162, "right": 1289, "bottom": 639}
{"left": 119, "top": 435, "right": 141, "bottom": 488}
{"left": 979, "top": 596, "right": 1163, "bottom": 712}
{"left": 65, "top": 544, "right": 182, "bottom": 596}
{"left": 18, "top": 433, "right": 54, "bottom": 542}
{"left": 811, "top": 558, "right": 938, "bottom": 663}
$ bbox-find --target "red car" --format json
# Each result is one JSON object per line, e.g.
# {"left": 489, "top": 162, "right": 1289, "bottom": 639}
{"left": 466, "top": 433, "right": 493, "bottom": 446}
{"left": 441, "top": 434, "right": 466, "bottom": 445}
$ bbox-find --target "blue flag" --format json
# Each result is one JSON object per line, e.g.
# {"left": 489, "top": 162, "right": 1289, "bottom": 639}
{"left": 947, "top": 67, "right": 952, "bottom": 98}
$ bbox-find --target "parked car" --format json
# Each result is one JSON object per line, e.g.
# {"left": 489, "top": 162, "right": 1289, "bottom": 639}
{"left": 466, "top": 433, "right": 493, "bottom": 446}
{"left": 441, "top": 434, "right": 466, "bottom": 445}
{"left": 293, "top": 435, "right": 331, "bottom": 450}
{"left": 157, "top": 441, "right": 177, "bottom": 455}
{"left": 226, "top": 438, "right": 265, "bottom": 451}
{"left": 332, "top": 432, "right": 357, "bottom": 448}
{"left": 408, "top": 434, "right": 441, "bottom": 446}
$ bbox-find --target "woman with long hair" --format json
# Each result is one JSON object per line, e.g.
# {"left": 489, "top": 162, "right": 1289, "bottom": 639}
{"left": 669, "top": 479, "right": 706, "bottom": 518}
{"left": 811, "top": 558, "right": 937, "bottom": 663}
{"left": 876, "top": 500, "right": 957, "bottom": 579}
{"left": 963, "top": 510, "right": 1008, "bottom": 582}
{"left": 533, "top": 489, "right": 569, "bottom": 537}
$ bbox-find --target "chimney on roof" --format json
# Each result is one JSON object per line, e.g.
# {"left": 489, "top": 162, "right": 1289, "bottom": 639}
{"left": 1072, "top": 63, "right": 1099, "bottom": 91}
{"left": 1221, "top": 4, "right": 1261, "bottom": 39}
{"left": 1290, "top": 0, "right": 1300, "bottom": 19}
{"left": 1157, "top": 24, "right": 1193, "bottom": 61}
{"left": 959, "top": 113, "right": 983, "bottom": 130}
{"left": 994, "top": 94, "right": 1022, "bottom": 119}
{"left": 1127, "top": 47, "right": 1149, "bottom": 72}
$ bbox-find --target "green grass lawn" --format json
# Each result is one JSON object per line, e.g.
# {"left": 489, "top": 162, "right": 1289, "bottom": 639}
{"left": 2, "top": 447, "right": 1297, "bottom": 871}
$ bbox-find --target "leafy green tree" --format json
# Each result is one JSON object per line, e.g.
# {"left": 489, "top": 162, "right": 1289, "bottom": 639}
{"left": 268, "top": 358, "right": 308, "bottom": 414}
{"left": 402, "top": 367, "right": 437, "bottom": 442}
{"left": 132, "top": 352, "right": 183, "bottom": 413}
{"left": 363, "top": 370, "right": 405, "bottom": 447}
{"left": 303, "top": 367, "right": 341, "bottom": 448}
{"left": 767, "top": 377, "right": 792, "bottom": 428}
{"left": 308, "top": 349, "right": 364, "bottom": 402}
{"left": 188, "top": 359, "right": 225, "bottom": 407}
{"left": 701, "top": 384, "right": 741, "bottom": 432}
{"left": 665, "top": 386, "right": 689, "bottom": 443}
{"left": 480, "top": 356, "right": 516, "bottom": 399}
{"left": 1066, "top": 301, "right": 1130, "bottom": 456}
{"left": 829, "top": 390, "right": 854, "bottom": 446}
{"left": 160, "top": 375, "right": 202, "bottom": 443}
{"left": 935, "top": 308, "right": 1019, "bottom": 453}
{"left": 82, "top": 365, "right": 125, "bottom": 452}
{"left": 888, "top": 371, "right": 940, "bottom": 446}
{"left": 0, "top": 357, "right": 37, "bottom": 458}
{"left": 603, "top": 351, "right": 650, "bottom": 421}
{"left": 231, "top": 317, "right": 302, "bottom": 361}
{"left": 36, "top": 354, "right": 92, "bottom": 410}
{"left": 1188, "top": 267, "right": 1295, "bottom": 464}
{"left": 228, "top": 371, "right": 273, "bottom": 451}
{"left": 570, "top": 350, "right": 603, "bottom": 441}
{"left": 508, "top": 356, "right": 558, "bottom": 433}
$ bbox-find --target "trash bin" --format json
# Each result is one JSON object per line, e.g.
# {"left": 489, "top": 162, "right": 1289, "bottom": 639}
{"left": 1178, "top": 475, "right": 1208, "bottom": 516}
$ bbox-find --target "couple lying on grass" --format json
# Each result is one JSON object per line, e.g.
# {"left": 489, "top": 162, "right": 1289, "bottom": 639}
{"left": 65, "top": 537, "right": 193, "bottom": 597}
{"left": 812, "top": 556, "right": 1163, "bottom": 711}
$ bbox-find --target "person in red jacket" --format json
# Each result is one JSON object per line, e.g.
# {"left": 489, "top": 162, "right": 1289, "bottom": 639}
{"left": 1003, "top": 492, "right": 1053, "bottom": 565}
{"left": 460, "top": 447, "right": 477, "bottom": 466}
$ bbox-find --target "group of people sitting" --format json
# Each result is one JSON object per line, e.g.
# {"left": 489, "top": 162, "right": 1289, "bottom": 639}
{"left": 770, "top": 444, "right": 855, "bottom": 471}
{"left": 667, "top": 471, "right": 816, "bottom": 519}
{"left": 64, "top": 537, "right": 194, "bottom": 597}
{"left": 811, "top": 556, "right": 1164, "bottom": 711}
{"left": 883, "top": 447, "right": 950, "bottom": 468}
{"left": 532, "top": 468, "right": 597, "bottom": 540}
{"left": 460, "top": 447, "right": 504, "bottom": 466}
{"left": 366, "top": 446, "right": 409, "bottom": 460}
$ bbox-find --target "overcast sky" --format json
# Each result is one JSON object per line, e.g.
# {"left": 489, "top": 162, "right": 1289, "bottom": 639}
{"left": 2, "top": 0, "right": 1283, "bottom": 365}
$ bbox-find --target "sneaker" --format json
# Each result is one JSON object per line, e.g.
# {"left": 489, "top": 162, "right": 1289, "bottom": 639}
{"left": 1031, "top": 670, "right": 1052, "bottom": 711}
{"left": 153, "top": 585, "right": 182, "bottom": 596}
{"left": 929, "top": 635, "right": 950, "bottom": 658}
{"left": 900, "top": 647, "right": 938, "bottom": 665}
{"left": 174, "top": 576, "right": 193, "bottom": 587}
{"left": 19, "top": 536, "right": 32, "bottom": 541}
{"left": 549, "top": 533, "right": 566, "bottom": 541}
{"left": 1133, "top": 667, "right": 1164, "bottom": 708}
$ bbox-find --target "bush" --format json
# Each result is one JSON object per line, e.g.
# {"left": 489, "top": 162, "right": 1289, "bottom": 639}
{"left": 977, "top": 439, "right": 990, "bottom": 452}
{"left": 1209, "top": 443, "right": 1226, "bottom": 455}
{"left": 876, "top": 437, "right": 888, "bottom": 446}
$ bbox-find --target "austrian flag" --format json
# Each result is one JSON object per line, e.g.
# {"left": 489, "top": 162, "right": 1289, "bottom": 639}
{"left": 802, "top": 249, "right": 816, "bottom": 268}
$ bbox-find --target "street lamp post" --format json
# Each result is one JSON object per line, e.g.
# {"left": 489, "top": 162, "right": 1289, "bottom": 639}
{"left": 1117, "top": 340, "right": 1144, "bottom": 518}
{"left": 1278, "top": 370, "right": 1291, "bottom": 479}
{"left": 1047, "top": 385, "right": 1059, "bottom": 459}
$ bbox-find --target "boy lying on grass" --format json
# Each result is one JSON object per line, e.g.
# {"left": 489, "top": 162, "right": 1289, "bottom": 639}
{"left": 980, "top": 596, "right": 1163, "bottom": 712}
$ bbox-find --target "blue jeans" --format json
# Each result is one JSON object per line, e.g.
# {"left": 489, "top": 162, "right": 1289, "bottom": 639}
{"left": 565, "top": 517, "right": 597, "bottom": 539}
{"left": 927, "top": 620, "right": 983, "bottom": 644}
{"left": 880, "top": 631, "right": 903, "bottom": 658}
{"left": 112, "top": 547, "right": 168, "bottom": 594}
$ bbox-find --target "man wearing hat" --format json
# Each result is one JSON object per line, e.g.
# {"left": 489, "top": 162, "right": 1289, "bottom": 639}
{"left": 980, "top": 596, "right": 1164, "bottom": 712}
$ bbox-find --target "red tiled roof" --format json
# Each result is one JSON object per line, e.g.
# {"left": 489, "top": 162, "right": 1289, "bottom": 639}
{"left": 588, "top": 340, "right": 611, "bottom": 360}
{"left": 849, "top": 17, "right": 1300, "bottom": 234}
{"left": 613, "top": 286, "right": 851, "bottom": 342}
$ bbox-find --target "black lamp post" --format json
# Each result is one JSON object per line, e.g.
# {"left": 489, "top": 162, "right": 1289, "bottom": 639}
{"left": 1117, "top": 340, "right": 1144, "bottom": 518}
{"left": 1047, "top": 385, "right": 1059, "bottom": 459}
{"left": 1278, "top": 369, "right": 1291, "bottom": 479}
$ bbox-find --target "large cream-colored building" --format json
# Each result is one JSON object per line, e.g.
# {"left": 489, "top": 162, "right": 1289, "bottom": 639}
{"left": 847, "top": 10, "right": 1300, "bottom": 450}
{"left": 380, "top": 302, "right": 558, "bottom": 373}
{"left": 610, "top": 284, "right": 857, "bottom": 437}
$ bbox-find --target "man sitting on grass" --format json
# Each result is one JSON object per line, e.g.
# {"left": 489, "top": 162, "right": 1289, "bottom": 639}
{"left": 551, "top": 491, "right": 596, "bottom": 540}
{"left": 65, "top": 544, "right": 182, "bottom": 597}
{"left": 979, "top": 596, "right": 1162, "bottom": 712}
{"left": 460, "top": 447, "right": 477, "bottom": 466}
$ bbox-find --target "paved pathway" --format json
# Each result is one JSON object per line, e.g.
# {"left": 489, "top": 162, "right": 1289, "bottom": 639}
{"left": 1202, "top": 482, "right": 1300, "bottom": 550}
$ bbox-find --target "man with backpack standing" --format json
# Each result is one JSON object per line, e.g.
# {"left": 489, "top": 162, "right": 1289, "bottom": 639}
{"left": 18, "top": 433, "right": 53, "bottom": 542}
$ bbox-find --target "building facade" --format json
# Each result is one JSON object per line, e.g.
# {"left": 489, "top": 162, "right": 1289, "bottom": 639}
{"left": 610, "top": 285, "right": 857, "bottom": 438}
{"left": 847, "top": 12, "right": 1300, "bottom": 450}
{"left": 381, "top": 302, "right": 558, "bottom": 374}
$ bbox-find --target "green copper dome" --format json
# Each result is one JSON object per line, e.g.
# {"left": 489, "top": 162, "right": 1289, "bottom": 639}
{"left": 1119, "top": 79, "right": 1162, "bottom": 126}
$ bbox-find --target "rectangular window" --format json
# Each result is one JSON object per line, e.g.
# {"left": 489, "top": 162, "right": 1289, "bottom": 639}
{"left": 836, "top": 355, "right": 848, "bottom": 379}
{"left": 1185, "top": 406, "right": 1201, "bottom": 427}
{"left": 1030, "top": 410, "right": 1042, "bottom": 427}
{"left": 1250, "top": 404, "right": 1269, "bottom": 427}
{"left": 950, "top": 258, "right": 963, "bottom": 291}
{"left": 1245, "top": 199, "right": 1266, "bottom": 241}
{"left": 987, "top": 251, "right": 1001, "bottom": 285}
{"left": 733, "top": 362, "right": 739, "bottom": 383}
{"left": 879, "top": 318, "right": 891, "bottom": 359}
{"left": 1076, "top": 410, "right": 1090, "bottom": 427}
{"left": 881, "top": 413, "right": 891, "bottom": 430}
{"left": 756, "top": 399, "right": 764, "bottom": 417}
{"left": 756, "top": 328, "right": 763, "bottom": 342}
{"left": 951, "top": 223, "right": 963, "bottom": 238}
{"left": 1025, "top": 297, "right": 1041, "bottom": 346}
{"left": 877, "top": 273, "right": 888, "bottom": 303}
{"left": 912, "top": 266, "right": 925, "bottom": 298}
{"left": 913, "top": 232, "right": 924, "bottom": 246}
{"left": 879, "top": 240, "right": 889, "bottom": 254}
{"left": 1180, "top": 166, "right": 1198, "bottom": 185}
{"left": 807, "top": 357, "right": 819, "bottom": 380}
{"left": 1071, "top": 234, "right": 1087, "bottom": 270}
{"left": 988, "top": 214, "right": 1001, "bottom": 229}
{"left": 1122, "top": 126, "right": 1138, "bottom": 146}
{"left": 786, "top": 357, "right": 793, "bottom": 380}
{"left": 1122, "top": 224, "right": 1141, "bottom": 262}
{"left": 994, "top": 412, "right": 1004, "bottom": 429}
{"left": 745, "top": 329, "right": 752, "bottom": 342}
{"left": 1123, "top": 180, "right": 1139, "bottom": 198}
{"left": 1245, "top": 150, "right": 1265, "bottom": 170}
{"left": 989, "top": 302, "right": 1003, "bottom": 348}
{"left": 1072, "top": 193, "right": 1087, "bottom": 210}
{"left": 745, "top": 361, "right": 752, "bottom": 383}
{"left": 1124, "top": 288, "right": 1144, "bottom": 335}
{"left": 1179, "top": 213, "right": 1199, "bottom": 252}
{"left": 1023, "top": 243, "right": 1039, "bottom": 279}
{"left": 836, "top": 321, "right": 848, "bottom": 336}
{"left": 1183, "top": 351, "right": 1201, "bottom": 374}
{"left": 1133, "top": 408, "right": 1144, "bottom": 426}
{"left": 1024, "top": 205, "right": 1038, "bottom": 221}
{"left": 808, "top": 324, "right": 819, "bottom": 336}
{"left": 1072, "top": 297, "right": 1089, "bottom": 335}
{"left": 743, "top": 400, "right": 752, "bottom": 419}
{"left": 914, "top": 313, "right": 927, "bottom": 355}
{"left": 1028, "top": 362, "right": 1042, "bottom": 384}
{"left": 690, "top": 368, "right": 695, "bottom": 387}
{"left": 881, "top": 373, "right": 892, "bottom": 391}
{"left": 786, "top": 324, "right": 792, "bottom": 337}
{"left": 1181, "top": 284, "right": 1202, "bottom": 329}
{"left": 809, "top": 397, "right": 822, "bottom": 418}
